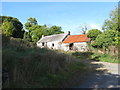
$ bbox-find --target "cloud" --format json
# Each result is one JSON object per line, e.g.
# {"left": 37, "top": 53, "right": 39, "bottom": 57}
{"left": 90, "top": 24, "right": 101, "bottom": 30}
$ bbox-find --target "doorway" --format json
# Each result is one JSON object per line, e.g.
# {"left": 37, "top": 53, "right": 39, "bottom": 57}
{"left": 69, "top": 43, "right": 74, "bottom": 50}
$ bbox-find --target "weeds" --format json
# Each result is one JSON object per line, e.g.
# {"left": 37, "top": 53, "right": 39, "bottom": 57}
{"left": 2, "top": 36, "right": 87, "bottom": 88}
{"left": 90, "top": 53, "right": 120, "bottom": 63}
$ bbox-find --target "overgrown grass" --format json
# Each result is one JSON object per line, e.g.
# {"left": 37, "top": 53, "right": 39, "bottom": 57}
{"left": 62, "top": 50, "right": 119, "bottom": 64}
{"left": 2, "top": 35, "right": 87, "bottom": 88}
{"left": 90, "top": 53, "right": 120, "bottom": 63}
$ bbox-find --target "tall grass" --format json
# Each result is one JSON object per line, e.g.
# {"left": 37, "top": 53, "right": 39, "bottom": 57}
{"left": 90, "top": 53, "right": 120, "bottom": 63}
{"left": 2, "top": 35, "right": 87, "bottom": 88}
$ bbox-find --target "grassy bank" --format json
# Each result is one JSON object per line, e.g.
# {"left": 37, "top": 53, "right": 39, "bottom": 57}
{"left": 2, "top": 35, "right": 87, "bottom": 88}
{"left": 65, "top": 51, "right": 119, "bottom": 64}
{"left": 90, "top": 53, "right": 120, "bottom": 63}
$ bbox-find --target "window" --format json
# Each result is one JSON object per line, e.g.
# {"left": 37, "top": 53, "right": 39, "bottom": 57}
{"left": 52, "top": 43, "right": 54, "bottom": 47}
{"left": 42, "top": 42, "right": 44, "bottom": 46}
{"left": 69, "top": 43, "right": 74, "bottom": 50}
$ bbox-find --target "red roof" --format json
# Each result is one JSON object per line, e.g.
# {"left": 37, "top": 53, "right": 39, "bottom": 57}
{"left": 63, "top": 34, "right": 89, "bottom": 43}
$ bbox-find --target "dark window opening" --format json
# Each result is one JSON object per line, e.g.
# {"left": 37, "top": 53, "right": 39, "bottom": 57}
{"left": 69, "top": 43, "right": 74, "bottom": 50}
{"left": 52, "top": 43, "right": 54, "bottom": 47}
{"left": 42, "top": 42, "right": 44, "bottom": 46}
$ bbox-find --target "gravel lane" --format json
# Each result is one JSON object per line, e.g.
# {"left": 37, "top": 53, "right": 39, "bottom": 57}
{"left": 76, "top": 61, "right": 120, "bottom": 88}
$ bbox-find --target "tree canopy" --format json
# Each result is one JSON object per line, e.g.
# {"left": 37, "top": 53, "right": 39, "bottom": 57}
{"left": 1, "top": 16, "right": 24, "bottom": 38}
{"left": 90, "top": 7, "right": 120, "bottom": 49}
{"left": 102, "top": 7, "right": 118, "bottom": 31}
{"left": 92, "top": 30, "right": 118, "bottom": 48}
{"left": 87, "top": 29, "right": 102, "bottom": 41}
{"left": 48, "top": 26, "right": 64, "bottom": 35}
{"left": 25, "top": 17, "right": 38, "bottom": 30}
{"left": 2, "top": 21, "right": 15, "bottom": 36}
{"left": 24, "top": 17, "right": 64, "bottom": 42}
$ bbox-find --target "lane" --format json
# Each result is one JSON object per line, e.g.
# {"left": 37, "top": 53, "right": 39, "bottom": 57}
{"left": 76, "top": 62, "right": 120, "bottom": 88}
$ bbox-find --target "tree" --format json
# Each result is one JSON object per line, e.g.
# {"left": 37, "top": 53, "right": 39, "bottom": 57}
{"left": 24, "top": 18, "right": 48, "bottom": 42}
{"left": 48, "top": 25, "right": 64, "bottom": 35}
{"left": 29, "top": 25, "right": 43, "bottom": 42}
{"left": 79, "top": 24, "right": 90, "bottom": 34}
{"left": 102, "top": 7, "right": 118, "bottom": 31}
{"left": 87, "top": 29, "right": 102, "bottom": 41}
{"left": 92, "top": 30, "right": 118, "bottom": 48}
{"left": 25, "top": 17, "right": 38, "bottom": 30}
{"left": 24, "top": 17, "right": 40, "bottom": 42}
{"left": 24, "top": 17, "right": 64, "bottom": 42}
{"left": 28, "top": 17, "right": 37, "bottom": 25}
{"left": 1, "top": 16, "right": 24, "bottom": 38}
{"left": 100, "top": 6, "right": 120, "bottom": 47}
{"left": 2, "top": 21, "right": 14, "bottom": 36}
{"left": 23, "top": 32, "right": 32, "bottom": 42}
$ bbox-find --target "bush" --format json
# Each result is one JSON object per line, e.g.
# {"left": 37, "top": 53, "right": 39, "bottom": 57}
{"left": 87, "top": 29, "right": 102, "bottom": 41}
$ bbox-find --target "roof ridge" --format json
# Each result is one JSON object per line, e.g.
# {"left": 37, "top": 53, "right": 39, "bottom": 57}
{"left": 69, "top": 34, "right": 87, "bottom": 36}
{"left": 44, "top": 33, "right": 67, "bottom": 38}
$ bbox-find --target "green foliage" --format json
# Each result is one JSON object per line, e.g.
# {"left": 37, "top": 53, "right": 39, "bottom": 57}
{"left": 90, "top": 7, "right": 120, "bottom": 55}
{"left": 87, "top": 29, "right": 102, "bottom": 40}
{"left": 28, "top": 17, "right": 38, "bottom": 25}
{"left": 24, "top": 17, "right": 64, "bottom": 42}
{"left": 48, "top": 25, "right": 64, "bottom": 35}
{"left": 114, "top": 31, "right": 120, "bottom": 46}
{"left": 92, "top": 30, "right": 118, "bottom": 48}
{"left": 102, "top": 7, "right": 118, "bottom": 31}
{"left": 71, "top": 52, "right": 93, "bottom": 59}
{"left": 2, "top": 21, "right": 14, "bottom": 36}
{"left": 24, "top": 17, "right": 38, "bottom": 30}
{"left": 23, "top": 32, "right": 32, "bottom": 42}
{"left": 90, "top": 53, "right": 119, "bottom": 63}
{"left": 1, "top": 16, "right": 24, "bottom": 38}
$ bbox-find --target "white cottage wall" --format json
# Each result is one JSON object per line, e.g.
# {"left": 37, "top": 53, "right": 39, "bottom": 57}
{"left": 37, "top": 42, "right": 42, "bottom": 47}
{"left": 45, "top": 41, "right": 61, "bottom": 49}
{"left": 61, "top": 43, "right": 69, "bottom": 51}
{"left": 74, "top": 42, "right": 88, "bottom": 51}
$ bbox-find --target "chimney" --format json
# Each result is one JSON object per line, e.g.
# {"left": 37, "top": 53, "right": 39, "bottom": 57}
{"left": 42, "top": 35, "right": 44, "bottom": 38}
{"left": 67, "top": 31, "right": 70, "bottom": 35}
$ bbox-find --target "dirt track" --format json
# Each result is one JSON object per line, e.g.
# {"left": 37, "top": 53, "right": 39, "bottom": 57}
{"left": 75, "top": 61, "right": 120, "bottom": 88}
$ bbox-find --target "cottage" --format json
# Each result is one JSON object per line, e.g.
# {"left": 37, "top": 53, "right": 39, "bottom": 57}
{"left": 37, "top": 31, "right": 70, "bottom": 50}
{"left": 62, "top": 34, "right": 89, "bottom": 51}
{"left": 37, "top": 31, "right": 89, "bottom": 52}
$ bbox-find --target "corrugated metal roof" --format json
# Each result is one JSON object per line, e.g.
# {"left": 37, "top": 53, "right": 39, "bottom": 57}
{"left": 37, "top": 33, "right": 68, "bottom": 43}
{"left": 63, "top": 34, "right": 89, "bottom": 43}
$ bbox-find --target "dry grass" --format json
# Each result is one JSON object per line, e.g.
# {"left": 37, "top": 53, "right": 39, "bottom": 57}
{"left": 2, "top": 35, "right": 87, "bottom": 88}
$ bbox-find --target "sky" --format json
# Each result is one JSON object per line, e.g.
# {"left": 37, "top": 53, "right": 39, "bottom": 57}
{"left": 1, "top": 2, "right": 118, "bottom": 35}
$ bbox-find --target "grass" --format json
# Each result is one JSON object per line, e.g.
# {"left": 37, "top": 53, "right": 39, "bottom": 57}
{"left": 4, "top": 35, "right": 118, "bottom": 88}
{"left": 63, "top": 50, "right": 119, "bottom": 64}
{"left": 90, "top": 53, "right": 120, "bottom": 63}
{"left": 2, "top": 35, "right": 87, "bottom": 88}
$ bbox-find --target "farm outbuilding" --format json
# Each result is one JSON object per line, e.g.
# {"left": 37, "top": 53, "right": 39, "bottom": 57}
{"left": 37, "top": 31, "right": 70, "bottom": 50}
{"left": 62, "top": 34, "right": 89, "bottom": 51}
{"left": 37, "top": 31, "right": 89, "bottom": 52}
